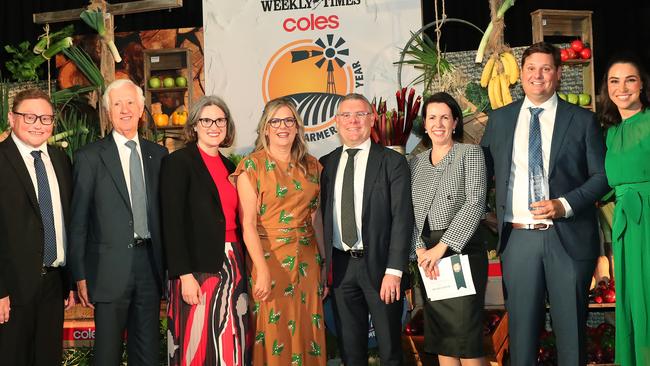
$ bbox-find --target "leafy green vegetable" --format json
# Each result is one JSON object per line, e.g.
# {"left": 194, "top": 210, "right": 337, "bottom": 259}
{"left": 465, "top": 82, "right": 491, "bottom": 114}
{"left": 5, "top": 41, "right": 44, "bottom": 81}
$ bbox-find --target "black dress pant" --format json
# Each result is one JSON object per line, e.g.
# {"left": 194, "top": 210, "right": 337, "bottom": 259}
{"left": 331, "top": 249, "right": 404, "bottom": 366}
{"left": 0, "top": 268, "right": 64, "bottom": 366}
{"left": 93, "top": 245, "right": 162, "bottom": 366}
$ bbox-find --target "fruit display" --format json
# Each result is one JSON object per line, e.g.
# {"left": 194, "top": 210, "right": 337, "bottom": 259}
{"left": 480, "top": 51, "right": 519, "bottom": 110}
{"left": 148, "top": 75, "right": 188, "bottom": 89}
{"left": 589, "top": 279, "right": 616, "bottom": 304}
{"left": 148, "top": 76, "right": 161, "bottom": 89}
{"left": 537, "top": 323, "right": 616, "bottom": 365}
{"left": 557, "top": 92, "right": 591, "bottom": 106}
{"left": 560, "top": 39, "right": 592, "bottom": 62}
{"left": 171, "top": 110, "right": 188, "bottom": 126}
{"left": 153, "top": 113, "right": 169, "bottom": 127}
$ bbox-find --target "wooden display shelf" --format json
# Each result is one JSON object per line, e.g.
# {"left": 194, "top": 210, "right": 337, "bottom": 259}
{"left": 531, "top": 9, "right": 597, "bottom": 112}
{"left": 148, "top": 87, "right": 189, "bottom": 93}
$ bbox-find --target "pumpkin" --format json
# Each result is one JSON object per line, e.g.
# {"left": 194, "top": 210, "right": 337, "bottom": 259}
{"left": 153, "top": 113, "right": 169, "bottom": 127}
{"left": 171, "top": 110, "right": 188, "bottom": 126}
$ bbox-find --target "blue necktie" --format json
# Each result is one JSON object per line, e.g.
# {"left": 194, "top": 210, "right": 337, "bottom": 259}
{"left": 528, "top": 107, "right": 545, "bottom": 207}
{"left": 125, "top": 140, "right": 150, "bottom": 238}
{"left": 31, "top": 150, "right": 57, "bottom": 266}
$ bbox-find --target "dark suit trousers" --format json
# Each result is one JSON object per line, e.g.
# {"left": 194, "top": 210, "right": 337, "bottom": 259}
{"left": 0, "top": 269, "right": 64, "bottom": 366}
{"left": 93, "top": 245, "right": 161, "bottom": 366}
{"left": 501, "top": 227, "right": 596, "bottom": 366}
{"left": 331, "top": 249, "right": 403, "bottom": 366}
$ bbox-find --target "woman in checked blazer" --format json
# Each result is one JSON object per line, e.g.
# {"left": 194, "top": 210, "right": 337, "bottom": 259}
{"left": 410, "top": 92, "right": 488, "bottom": 366}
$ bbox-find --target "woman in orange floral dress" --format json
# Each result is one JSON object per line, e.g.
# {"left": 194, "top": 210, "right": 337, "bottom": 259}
{"left": 234, "top": 98, "right": 327, "bottom": 366}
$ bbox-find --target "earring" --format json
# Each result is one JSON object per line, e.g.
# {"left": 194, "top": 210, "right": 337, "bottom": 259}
{"left": 453, "top": 128, "right": 456, "bottom": 133}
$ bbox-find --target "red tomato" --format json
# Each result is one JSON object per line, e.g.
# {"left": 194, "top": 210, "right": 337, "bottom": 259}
{"left": 571, "top": 39, "right": 585, "bottom": 52}
{"left": 566, "top": 48, "right": 577, "bottom": 60}
{"left": 580, "top": 47, "right": 592, "bottom": 59}
{"left": 560, "top": 49, "right": 569, "bottom": 62}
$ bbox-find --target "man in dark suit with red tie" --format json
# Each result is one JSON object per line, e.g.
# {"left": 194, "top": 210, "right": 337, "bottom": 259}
{"left": 0, "top": 89, "right": 75, "bottom": 365}
{"left": 320, "top": 93, "right": 413, "bottom": 365}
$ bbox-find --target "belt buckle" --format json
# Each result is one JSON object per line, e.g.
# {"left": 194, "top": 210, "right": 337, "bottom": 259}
{"left": 41, "top": 267, "right": 47, "bottom": 276}
{"left": 348, "top": 250, "right": 364, "bottom": 259}
{"left": 537, "top": 223, "right": 551, "bottom": 231}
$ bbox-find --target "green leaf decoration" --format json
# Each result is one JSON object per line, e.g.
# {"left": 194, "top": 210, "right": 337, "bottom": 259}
{"left": 288, "top": 320, "right": 296, "bottom": 336}
{"left": 291, "top": 353, "right": 303, "bottom": 366}
{"left": 268, "top": 308, "right": 281, "bottom": 324}
{"left": 298, "top": 262, "right": 308, "bottom": 277}
{"left": 292, "top": 179, "right": 303, "bottom": 191}
{"left": 307, "top": 174, "right": 319, "bottom": 184}
{"left": 301, "top": 291, "right": 306, "bottom": 304}
{"left": 272, "top": 339, "right": 285, "bottom": 356}
{"left": 308, "top": 341, "right": 322, "bottom": 356}
{"left": 244, "top": 158, "right": 257, "bottom": 171}
{"left": 311, "top": 314, "right": 322, "bottom": 329}
{"left": 276, "top": 183, "right": 288, "bottom": 198}
{"left": 264, "top": 252, "right": 271, "bottom": 260}
{"left": 279, "top": 209, "right": 293, "bottom": 224}
{"left": 318, "top": 283, "right": 324, "bottom": 297}
{"left": 259, "top": 203, "right": 267, "bottom": 216}
{"left": 298, "top": 224, "right": 308, "bottom": 233}
{"left": 315, "top": 252, "right": 323, "bottom": 266}
{"left": 253, "top": 302, "right": 260, "bottom": 314}
{"left": 248, "top": 276, "right": 253, "bottom": 287}
{"left": 255, "top": 331, "right": 265, "bottom": 344}
{"left": 284, "top": 283, "right": 295, "bottom": 297}
{"left": 299, "top": 237, "right": 311, "bottom": 246}
{"left": 308, "top": 197, "right": 319, "bottom": 210}
{"left": 281, "top": 255, "right": 296, "bottom": 270}
{"left": 265, "top": 159, "right": 276, "bottom": 171}
{"left": 276, "top": 237, "right": 292, "bottom": 245}
{"left": 256, "top": 179, "right": 260, "bottom": 192}
{"left": 279, "top": 228, "right": 295, "bottom": 233}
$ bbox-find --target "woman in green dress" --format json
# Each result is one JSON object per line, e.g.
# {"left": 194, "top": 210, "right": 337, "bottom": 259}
{"left": 598, "top": 55, "right": 650, "bottom": 366}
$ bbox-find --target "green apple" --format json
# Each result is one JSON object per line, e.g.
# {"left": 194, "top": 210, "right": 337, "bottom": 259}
{"left": 557, "top": 92, "right": 567, "bottom": 101}
{"left": 148, "top": 77, "right": 161, "bottom": 89}
{"left": 175, "top": 76, "right": 187, "bottom": 88}
{"left": 578, "top": 93, "right": 591, "bottom": 106}
{"left": 163, "top": 77, "right": 175, "bottom": 88}
{"left": 567, "top": 93, "right": 579, "bottom": 105}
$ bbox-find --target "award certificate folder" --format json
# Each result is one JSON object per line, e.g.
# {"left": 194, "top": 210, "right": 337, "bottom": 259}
{"left": 419, "top": 254, "right": 476, "bottom": 301}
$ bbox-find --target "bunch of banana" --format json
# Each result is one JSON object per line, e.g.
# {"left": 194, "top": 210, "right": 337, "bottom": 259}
{"left": 480, "top": 51, "right": 519, "bottom": 109}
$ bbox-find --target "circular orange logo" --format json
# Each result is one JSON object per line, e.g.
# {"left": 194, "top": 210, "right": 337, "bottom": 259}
{"left": 262, "top": 35, "right": 356, "bottom": 137}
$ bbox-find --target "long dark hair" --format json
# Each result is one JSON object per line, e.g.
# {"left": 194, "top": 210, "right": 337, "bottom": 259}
{"left": 598, "top": 54, "right": 650, "bottom": 129}
{"left": 420, "top": 92, "right": 464, "bottom": 147}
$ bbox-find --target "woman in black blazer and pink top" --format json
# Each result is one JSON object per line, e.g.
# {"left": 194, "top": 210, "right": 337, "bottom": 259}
{"left": 160, "top": 96, "right": 249, "bottom": 365}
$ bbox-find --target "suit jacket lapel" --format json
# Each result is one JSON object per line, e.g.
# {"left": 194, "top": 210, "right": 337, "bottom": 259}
{"left": 2, "top": 137, "right": 40, "bottom": 215}
{"left": 99, "top": 134, "right": 131, "bottom": 209}
{"left": 188, "top": 143, "right": 220, "bottom": 201}
{"left": 324, "top": 146, "right": 342, "bottom": 228}
{"left": 362, "top": 143, "right": 382, "bottom": 217}
{"left": 548, "top": 100, "right": 572, "bottom": 175}
{"left": 502, "top": 100, "right": 523, "bottom": 171}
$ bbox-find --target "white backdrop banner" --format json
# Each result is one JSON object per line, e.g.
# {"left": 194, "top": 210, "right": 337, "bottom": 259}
{"left": 203, "top": 0, "right": 422, "bottom": 157}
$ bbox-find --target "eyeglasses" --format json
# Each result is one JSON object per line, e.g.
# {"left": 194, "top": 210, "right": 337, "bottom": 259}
{"left": 198, "top": 117, "right": 228, "bottom": 128}
{"left": 13, "top": 112, "right": 55, "bottom": 125}
{"left": 336, "top": 111, "right": 372, "bottom": 120}
{"left": 268, "top": 117, "right": 297, "bottom": 128}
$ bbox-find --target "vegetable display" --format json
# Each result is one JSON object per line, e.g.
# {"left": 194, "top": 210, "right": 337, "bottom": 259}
{"left": 371, "top": 87, "right": 421, "bottom": 147}
{"left": 80, "top": 8, "right": 122, "bottom": 63}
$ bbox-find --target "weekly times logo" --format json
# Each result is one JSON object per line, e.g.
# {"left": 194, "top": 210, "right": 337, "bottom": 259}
{"left": 262, "top": 34, "right": 364, "bottom": 142}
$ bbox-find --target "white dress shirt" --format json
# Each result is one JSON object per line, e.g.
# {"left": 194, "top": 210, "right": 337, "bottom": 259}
{"left": 505, "top": 94, "right": 573, "bottom": 224}
{"left": 12, "top": 133, "right": 67, "bottom": 267}
{"left": 112, "top": 130, "right": 148, "bottom": 238}
{"left": 332, "top": 138, "right": 402, "bottom": 277}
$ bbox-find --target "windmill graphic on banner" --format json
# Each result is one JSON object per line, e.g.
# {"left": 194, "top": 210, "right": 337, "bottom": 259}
{"left": 288, "top": 34, "right": 349, "bottom": 127}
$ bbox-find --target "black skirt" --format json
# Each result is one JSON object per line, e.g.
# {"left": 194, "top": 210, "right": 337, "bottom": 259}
{"left": 418, "top": 221, "right": 488, "bottom": 358}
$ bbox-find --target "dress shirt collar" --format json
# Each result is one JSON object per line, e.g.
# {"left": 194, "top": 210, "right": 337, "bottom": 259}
{"left": 342, "top": 137, "right": 371, "bottom": 154}
{"left": 521, "top": 93, "right": 558, "bottom": 113}
{"left": 112, "top": 129, "right": 140, "bottom": 148}
{"left": 11, "top": 132, "right": 49, "bottom": 159}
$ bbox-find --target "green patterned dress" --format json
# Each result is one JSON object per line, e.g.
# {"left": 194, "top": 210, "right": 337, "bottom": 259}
{"left": 233, "top": 150, "right": 326, "bottom": 366}
{"left": 605, "top": 109, "right": 650, "bottom": 366}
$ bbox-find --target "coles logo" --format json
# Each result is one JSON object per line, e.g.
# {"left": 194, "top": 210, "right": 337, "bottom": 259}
{"left": 262, "top": 34, "right": 364, "bottom": 142}
{"left": 283, "top": 14, "right": 340, "bottom": 32}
